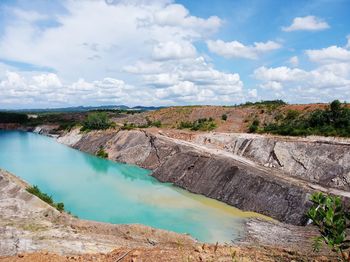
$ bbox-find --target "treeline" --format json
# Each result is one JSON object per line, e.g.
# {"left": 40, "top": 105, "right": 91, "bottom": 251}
{"left": 242, "top": 100, "right": 287, "bottom": 107}
{"left": 254, "top": 100, "right": 350, "bottom": 137}
{"left": 0, "top": 112, "right": 28, "bottom": 123}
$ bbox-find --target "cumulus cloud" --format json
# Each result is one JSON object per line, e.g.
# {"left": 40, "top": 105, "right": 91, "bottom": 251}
{"left": 152, "top": 41, "right": 196, "bottom": 60}
{"left": 282, "top": 16, "right": 329, "bottom": 32}
{"left": 0, "top": 1, "right": 222, "bottom": 81}
{"left": 0, "top": 0, "right": 250, "bottom": 107}
{"left": 346, "top": 36, "right": 350, "bottom": 49}
{"left": 247, "top": 89, "right": 258, "bottom": 98}
{"left": 254, "top": 65, "right": 350, "bottom": 102}
{"left": 126, "top": 56, "right": 244, "bottom": 104}
{"left": 0, "top": 71, "right": 155, "bottom": 108}
{"left": 289, "top": 56, "right": 299, "bottom": 67}
{"left": 206, "top": 39, "right": 281, "bottom": 59}
{"left": 0, "top": 53, "right": 247, "bottom": 107}
{"left": 254, "top": 37, "right": 350, "bottom": 103}
{"left": 306, "top": 46, "right": 350, "bottom": 63}
{"left": 152, "top": 4, "right": 222, "bottom": 35}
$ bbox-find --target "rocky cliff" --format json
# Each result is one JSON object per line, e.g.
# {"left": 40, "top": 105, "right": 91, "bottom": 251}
{"left": 54, "top": 128, "right": 350, "bottom": 226}
{"left": 194, "top": 133, "right": 350, "bottom": 190}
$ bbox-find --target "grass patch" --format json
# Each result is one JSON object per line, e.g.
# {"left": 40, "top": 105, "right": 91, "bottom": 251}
{"left": 96, "top": 146, "right": 108, "bottom": 158}
{"left": 26, "top": 185, "right": 65, "bottom": 212}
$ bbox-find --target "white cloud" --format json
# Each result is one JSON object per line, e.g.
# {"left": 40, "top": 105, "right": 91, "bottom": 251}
{"left": 153, "top": 4, "right": 221, "bottom": 35}
{"left": 346, "top": 35, "right": 350, "bottom": 49}
{"left": 260, "top": 81, "right": 283, "bottom": 91}
{"left": 0, "top": 54, "right": 247, "bottom": 107}
{"left": 0, "top": 1, "right": 222, "bottom": 82}
{"left": 247, "top": 89, "right": 258, "bottom": 98}
{"left": 152, "top": 41, "right": 196, "bottom": 60}
{"left": 282, "top": 16, "right": 330, "bottom": 32}
{"left": 254, "top": 64, "right": 350, "bottom": 102}
{"left": 126, "top": 56, "right": 244, "bottom": 104}
{"left": 0, "top": 71, "right": 155, "bottom": 108}
{"left": 0, "top": 1, "right": 252, "bottom": 107}
{"left": 306, "top": 46, "right": 350, "bottom": 63}
{"left": 289, "top": 56, "right": 299, "bottom": 67}
{"left": 206, "top": 39, "right": 281, "bottom": 59}
{"left": 32, "top": 73, "right": 62, "bottom": 88}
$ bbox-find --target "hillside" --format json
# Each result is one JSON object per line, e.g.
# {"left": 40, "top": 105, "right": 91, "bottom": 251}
{"left": 116, "top": 101, "right": 347, "bottom": 134}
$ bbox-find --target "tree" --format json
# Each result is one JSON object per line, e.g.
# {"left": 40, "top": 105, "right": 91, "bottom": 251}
{"left": 307, "top": 192, "right": 350, "bottom": 261}
{"left": 82, "top": 112, "right": 112, "bottom": 130}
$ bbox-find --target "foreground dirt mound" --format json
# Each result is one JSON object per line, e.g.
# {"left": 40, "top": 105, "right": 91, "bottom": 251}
{"left": 0, "top": 246, "right": 333, "bottom": 262}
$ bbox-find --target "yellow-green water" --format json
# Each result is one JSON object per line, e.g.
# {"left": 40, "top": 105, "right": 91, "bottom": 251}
{"left": 0, "top": 130, "right": 269, "bottom": 243}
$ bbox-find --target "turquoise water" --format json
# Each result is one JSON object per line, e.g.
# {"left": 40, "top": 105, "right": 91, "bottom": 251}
{"left": 0, "top": 131, "right": 266, "bottom": 243}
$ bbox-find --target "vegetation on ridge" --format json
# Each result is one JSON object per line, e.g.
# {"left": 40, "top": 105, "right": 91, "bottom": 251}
{"left": 250, "top": 100, "right": 350, "bottom": 137}
{"left": 81, "top": 112, "right": 114, "bottom": 131}
{"left": 178, "top": 118, "right": 217, "bottom": 131}
{"left": 0, "top": 112, "right": 28, "bottom": 124}
{"left": 26, "top": 185, "right": 65, "bottom": 212}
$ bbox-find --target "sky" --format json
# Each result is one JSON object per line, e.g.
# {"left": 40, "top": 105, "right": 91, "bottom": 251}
{"left": 0, "top": 0, "right": 350, "bottom": 109}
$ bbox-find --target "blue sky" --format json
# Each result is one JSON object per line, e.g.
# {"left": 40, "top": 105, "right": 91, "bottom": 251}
{"left": 0, "top": 0, "right": 350, "bottom": 108}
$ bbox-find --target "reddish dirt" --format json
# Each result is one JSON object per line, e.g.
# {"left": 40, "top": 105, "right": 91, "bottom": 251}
{"left": 0, "top": 246, "right": 334, "bottom": 262}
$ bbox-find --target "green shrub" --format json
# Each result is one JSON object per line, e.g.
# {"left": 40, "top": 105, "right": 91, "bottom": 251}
{"left": 178, "top": 121, "right": 194, "bottom": 129}
{"left": 178, "top": 118, "right": 216, "bottom": 131}
{"left": 248, "top": 119, "right": 259, "bottom": 133}
{"left": 121, "top": 122, "right": 136, "bottom": 130}
{"left": 81, "top": 112, "right": 112, "bottom": 131}
{"left": 222, "top": 114, "right": 228, "bottom": 121}
{"left": 152, "top": 120, "right": 162, "bottom": 128}
{"left": 96, "top": 146, "right": 108, "bottom": 158}
{"left": 307, "top": 192, "right": 350, "bottom": 261}
{"left": 26, "top": 185, "right": 65, "bottom": 212}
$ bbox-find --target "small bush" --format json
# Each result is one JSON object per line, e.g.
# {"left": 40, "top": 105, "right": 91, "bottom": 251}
{"left": 152, "top": 120, "right": 162, "bottom": 128}
{"left": 96, "top": 146, "right": 108, "bottom": 158}
{"left": 307, "top": 192, "right": 350, "bottom": 260}
{"left": 222, "top": 114, "right": 228, "bottom": 121}
{"left": 121, "top": 122, "right": 136, "bottom": 130}
{"left": 178, "top": 118, "right": 217, "bottom": 131}
{"left": 178, "top": 121, "right": 193, "bottom": 129}
{"left": 81, "top": 112, "right": 112, "bottom": 131}
{"left": 26, "top": 185, "right": 65, "bottom": 212}
{"left": 248, "top": 119, "right": 259, "bottom": 133}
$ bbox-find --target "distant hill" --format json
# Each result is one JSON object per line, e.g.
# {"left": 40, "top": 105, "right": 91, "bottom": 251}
{"left": 2, "top": 105, "right": 166, "bottom": 113}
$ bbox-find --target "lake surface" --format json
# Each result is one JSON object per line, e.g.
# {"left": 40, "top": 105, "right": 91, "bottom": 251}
{"left": 0, "top": 130, "right": 266, "bottom": 243}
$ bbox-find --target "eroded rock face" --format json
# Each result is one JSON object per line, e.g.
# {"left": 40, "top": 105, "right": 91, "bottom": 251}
{"left": 194, "top": 133, "right": 350, "bottom": 190}
{"left": 59, "top": 129, "right": 317, "bottom": 225}
{"left": 152, "top": 150, "right": 312, "bottom": 225}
